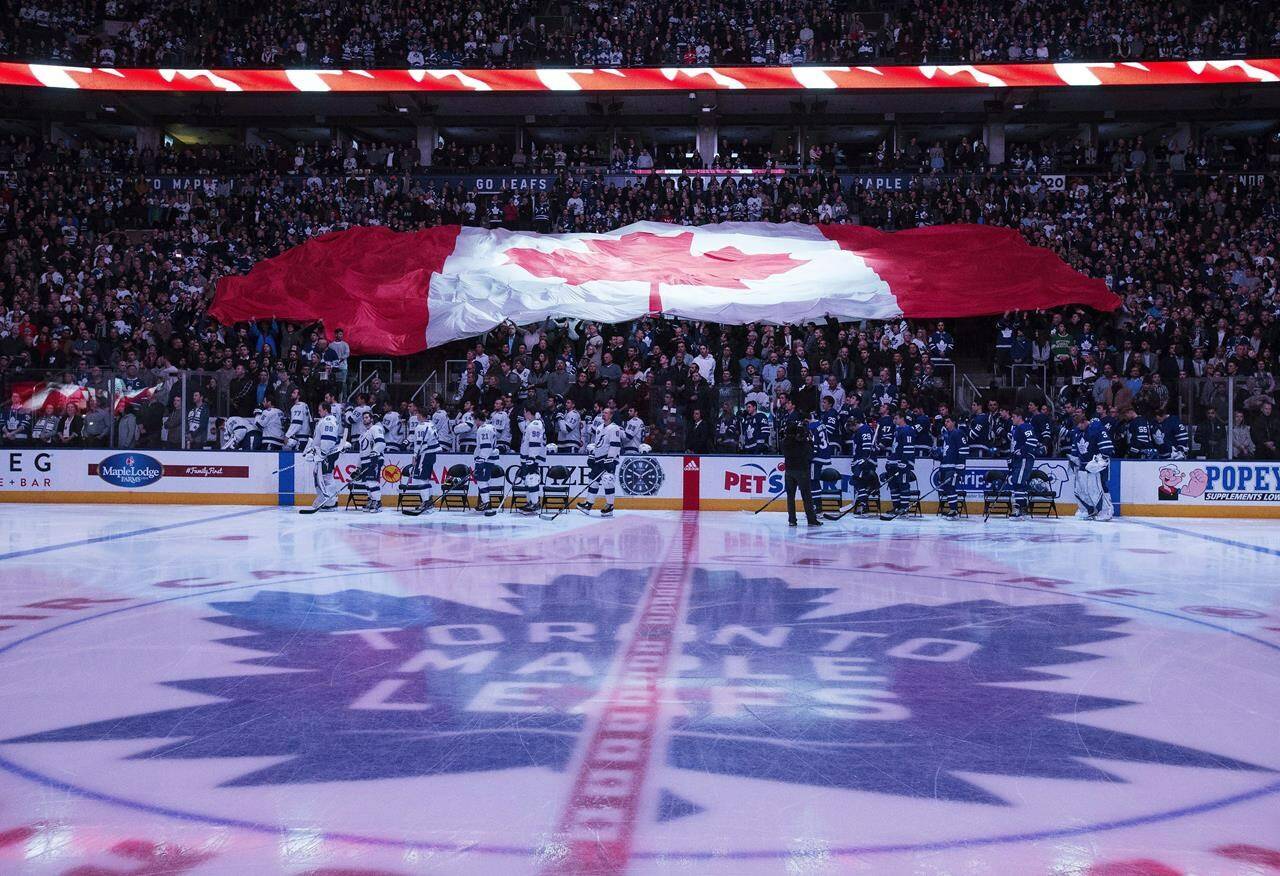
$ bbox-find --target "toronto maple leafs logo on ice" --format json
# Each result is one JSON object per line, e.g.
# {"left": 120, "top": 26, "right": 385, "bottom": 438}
{"left": 6, "top": 571, "right": 1264, "bottom": 801}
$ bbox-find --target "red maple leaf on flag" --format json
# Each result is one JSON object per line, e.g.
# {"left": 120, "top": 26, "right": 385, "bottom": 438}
{"left": 504, "top": 230, "right": 808, "bottom": 313}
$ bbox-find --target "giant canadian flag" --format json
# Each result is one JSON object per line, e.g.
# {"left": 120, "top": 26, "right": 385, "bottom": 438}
{"left": 211, "top": 222, "right": 1118, "bottom": 354}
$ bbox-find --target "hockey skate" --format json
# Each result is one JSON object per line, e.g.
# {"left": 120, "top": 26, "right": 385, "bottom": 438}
{"left": 599, "top": 506, "right": 614, "bottom": 518}
{"left": 519, "top": 503, "right": 540, "bottom": 515}
{"left": 299, "top": 500, "right": 338, "bottom": 515}
{"left": 576, "top": 501, "right": 593, "bottom": 516}
{"left": 363, "top": 500, "right": 383, "bottom": 514}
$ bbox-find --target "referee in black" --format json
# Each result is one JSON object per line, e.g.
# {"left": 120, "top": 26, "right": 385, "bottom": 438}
{"left": 781, "top": 420, "right": 822, "bottom": 527}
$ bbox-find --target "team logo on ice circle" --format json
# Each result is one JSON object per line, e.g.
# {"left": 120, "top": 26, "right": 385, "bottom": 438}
{"left": 4, "top": 571, "right": 1264, "bottom": 817}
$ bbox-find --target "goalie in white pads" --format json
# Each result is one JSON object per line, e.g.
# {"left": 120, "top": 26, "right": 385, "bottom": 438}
{"left": 578, "top": 408, "right": 623, "bottom": 517}
{"left": 473, "top": 409, "right": 503, "bottom": 517}
{"left": 518, "top": 408, "right": 547, "bottom": 514}
{"left": 299, "top": 401, "right": 348, "bottom": 513}
{"left": 1069, "top": 411, "right": 1114, "bottom": 521}
{"left": 357, "top": 410, "right": 386, "bottom": 513}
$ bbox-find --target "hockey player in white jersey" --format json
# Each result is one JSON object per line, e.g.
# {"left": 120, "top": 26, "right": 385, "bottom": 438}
{"left": 346, "top": 393, "right": 372, "bottom": 441}
{"left": 299, "top": 401, "right": 349, "bottom": 514}
{"left": 403, "top": 413, "right": 442, "bottom": 515}
{"left": 517, "top": 408, "right": 547, "bottom": 515}
{"left": 284, "top": 389, "right": 313, "bottom": 450}
{"left": 622, "top": 406, "right": 645, "bottom": 454}
{"left": 454, "top": 401, "right": 477, "bottom": 453}
{"left": 578, "top": 408, "right": 623, "bottom": 517}
{"left": 556, "top": 398, "right": 583, "bottom": 452}
{"left": 256, "top": 398, "right": 286, "bottom": 451}
{"left": 491, "top": 398, "right": 512, "bottom": 453}
{"left": 381, "top": 401, "right": 405, "bottom": 453}
{"left": 429, "top": 397, "right": 454, "bottom": 452}
{"left": 220, "top": 416, "right": 256, "bottom": 450}
{"left": 357, "top": 410, "right": 386, "bottom": 513}
{"left": 472, "top": 409, "right": 502, "bottom": 517}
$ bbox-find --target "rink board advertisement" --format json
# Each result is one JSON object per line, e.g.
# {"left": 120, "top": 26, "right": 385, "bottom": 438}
{"left": 1122, "top": 460, "right": 1280, "bottom": 518}
{"left": 696, "top": 455, "right": 1082, "bottom": 512}
{"left": 292, "top": 452, "right": 686, "bottom": 509}
{"left": 0, "top": 449, "right": 280, "bottom": 504}
{"left": 3, "top": 447, "right": 1280, "bottom": 517}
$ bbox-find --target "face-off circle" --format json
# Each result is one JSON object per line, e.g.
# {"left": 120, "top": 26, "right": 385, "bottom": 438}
{"left": 0, "top": 559, "right": 1276, "bottom": 866}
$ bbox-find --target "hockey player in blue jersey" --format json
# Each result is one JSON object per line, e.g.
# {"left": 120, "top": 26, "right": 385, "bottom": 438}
{"left": 809, "top": 413, "right": 834, "bottom": 484}
{"left": 818, "top": 397, "right": 843, "bottom": 450}
{"left": 966, "top": 401, "right": 990, "bottom": 457}
{"left": 849, "top": 413, "right": 879, "bottom": 515}
{"left": 1069, "top": 410, "right": 1115, "bottom": 520}
{"left": 1007, "top": 411, "right": 1042, "bottom": 517}
{"left": 1153, "top": 410, "right": 1190, "bottom": 460}
{"left": 1126, "top": 409, "right": 1158, "bottom": 459}
{"left": 935, "top": 415, "right": 969, "bottom": 519}
{"left": 739, "top": 401, "right": 770, "bottom": 453}
{"left": 885, "top": 412, "right": 919, "bottom": 516}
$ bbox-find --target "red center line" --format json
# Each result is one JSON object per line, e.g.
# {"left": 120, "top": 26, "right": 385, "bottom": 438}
{"left": 543, "top": 513, "right": 699, "bottom": 874}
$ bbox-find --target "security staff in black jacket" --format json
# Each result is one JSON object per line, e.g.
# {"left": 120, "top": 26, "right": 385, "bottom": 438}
{"left": 781, "top": 420, "right": 822, "bottom": 527}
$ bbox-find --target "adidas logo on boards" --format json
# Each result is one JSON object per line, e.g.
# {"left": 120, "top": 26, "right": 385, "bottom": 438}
{"left": 684, "top": 460, "right": 700, "bottom": 471}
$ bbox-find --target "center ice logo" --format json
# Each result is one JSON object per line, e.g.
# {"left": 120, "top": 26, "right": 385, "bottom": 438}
{"left": 6, "top": 573, "right": 1263, "bottom": 803}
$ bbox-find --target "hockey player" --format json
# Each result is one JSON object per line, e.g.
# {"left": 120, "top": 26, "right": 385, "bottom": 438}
{"left": 256, "top": 397, "right": 286, "bottom": 451}
{"left": 989, "top": 407, "right": 1012, "bottom": 458}
{"left": 347, "top": 393, "right": 372, "bottom": 441}
{"left": 404, "top": 410, "right": 442, "bottom": 514}
{"left": 885, "top": 412, "right": 919, "bottom": 516}
{"left": 356, "top": 410, "right": 386, "bottom": 513}
{"left": 1007, "top": 410, "right": 1042, "bottom": 517}
{"left": 739, "top": 401, "right": 770, "bottom": 453}
{"left": 578, "top": 408, "right": 623, "bottom": 517}
{"left": 849, "top": 412, "right": 879, "bottom": 515}
{"left": 380, "top": 401, "right": 405, "bottom": 453}
{"left": 220, "top": 415, "right": 256, "bottom": 450}
{"left": 1125, "top": 409, "right": 1157, "bottom": 458}
{"left": 284, "top": 388, "right": 313, "bottom": 450}
{"left": 966, "top": 401, "right": 990, "bottom": 458}
{"left": 556, "top": 398, "right": 583, "bottom": 452}
{"left": 622, "top": 406, "right": 645, "bottom": 454}
{"left": 936, "top": 415, "right": 969, "bottom": 518}
{"left": 453, "top": 400, "right": 477, "bottom": 452}
{"left": 429, "top": 397, "right": 453, "bottom": 452}
{"left": 299, "top": 401, "right": 348, "bottom": 513}
{"left": 472, "top": 409, "right": 502, "bottom": 516}
{"left": 491, "top": 398, "right": 512, "bottom": 453}
{"left": 1153, "top": 409, "right": 1190, "bottom": 460}
{"left": 819, "top": 396, "right": 842, "bottom": 450}
{"left": 809, "top": 412, "right": 834, "bottom": 484}
{"left": 518, "top": 408, "right": 548, "bottom": 514}
{"left": 1069, "top": 411, "right": 1115, "bottom": 521}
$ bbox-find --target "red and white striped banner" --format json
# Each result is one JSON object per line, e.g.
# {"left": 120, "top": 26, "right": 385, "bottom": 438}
{"left": 0, "top": 59, "right": 1276, "bottom": 93}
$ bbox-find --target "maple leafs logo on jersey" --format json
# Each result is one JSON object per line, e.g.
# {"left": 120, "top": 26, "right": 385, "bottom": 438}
{"left": 505, "top": 230, "right": 807, "bottom": 311}
{"left": 6, "top": 571, "right": 1266, "bottom": 802}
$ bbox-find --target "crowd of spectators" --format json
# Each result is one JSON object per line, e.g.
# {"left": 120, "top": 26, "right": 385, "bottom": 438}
{"left": 1, "top": 129, "right": 1278, "bottom": 458}
{"left": 5, "top": 0, "right": 1279, "bottom": 69}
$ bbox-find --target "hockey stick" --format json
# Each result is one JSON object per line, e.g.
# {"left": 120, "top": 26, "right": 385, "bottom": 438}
{"left": 543, "top": 469, "right": 607, "bottom": 520}
{"left": 744, "top": 489, "right": 785, "bottom": 515}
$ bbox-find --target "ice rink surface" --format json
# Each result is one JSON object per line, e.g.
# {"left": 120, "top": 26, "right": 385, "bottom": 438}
{"left": 0, "top": 504, "right": 1278, "bottom": 875}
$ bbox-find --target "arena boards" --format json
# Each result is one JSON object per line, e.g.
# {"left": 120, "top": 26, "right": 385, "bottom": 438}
{"left": 3, "top": 449, "right": 1280, "bottom": 518}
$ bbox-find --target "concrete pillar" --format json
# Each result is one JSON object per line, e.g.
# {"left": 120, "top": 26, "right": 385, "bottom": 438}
{"left": 696, "top": 118, "right": 718, "bottom": 169}
{"left": 416, "top": 122, "right": 436, "bottom": 166}
{"left": 135, "top": 126, "right": 162, "bottom": 152}
{"left": 796, "top": 124, "right": 806, "bottom": 166}
{"left": 982, "top": 121, "right": 1005, "bottom": 166}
